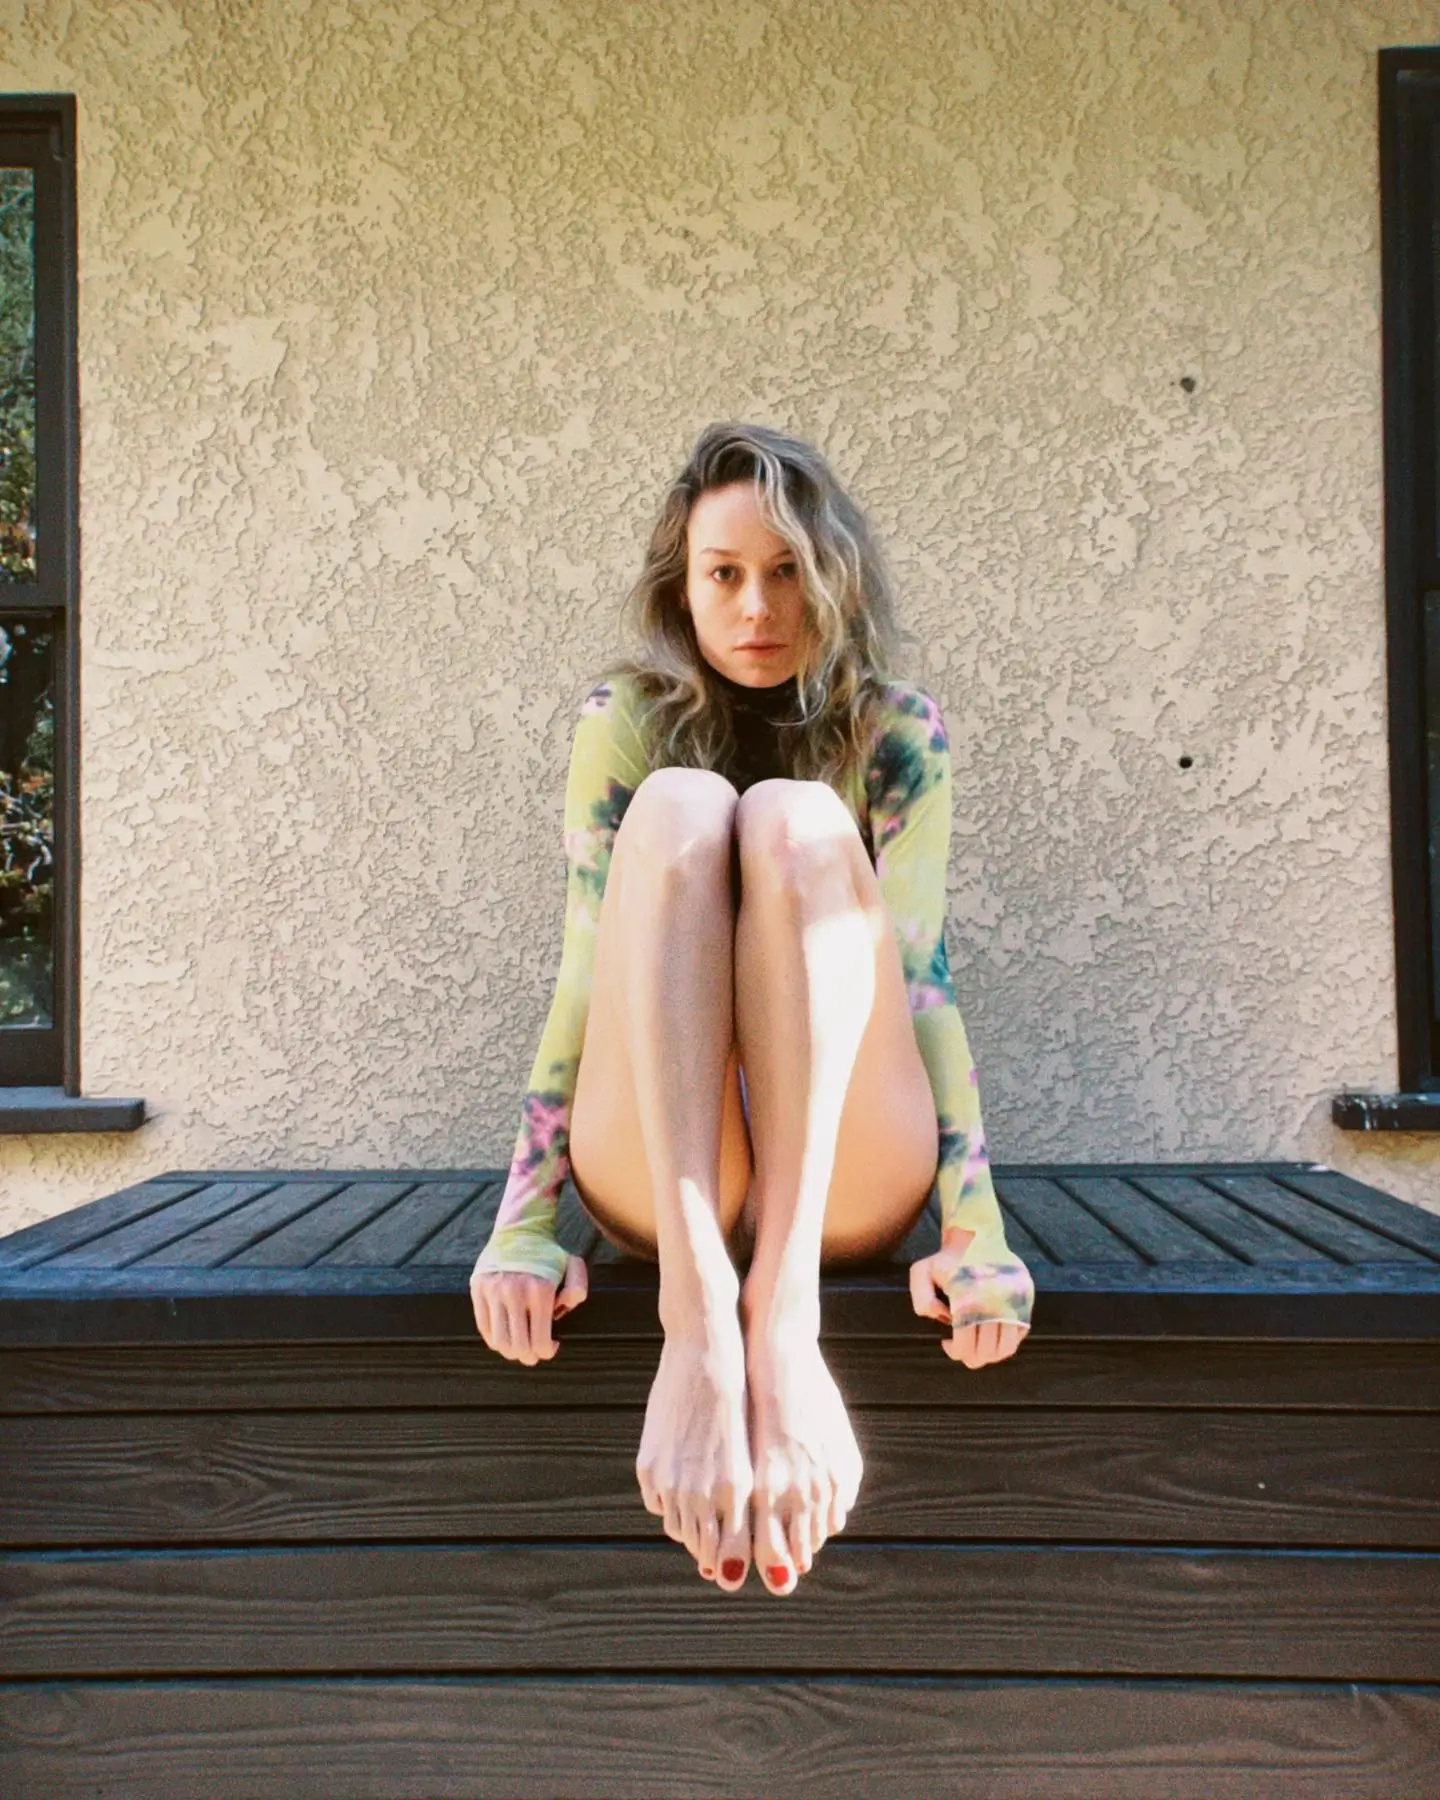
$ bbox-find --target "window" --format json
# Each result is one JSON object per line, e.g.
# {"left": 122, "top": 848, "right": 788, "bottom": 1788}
{"left": 0, "top": 98, "right": 76, "bottom": 1089}
{"left": 1377, "top": 50, "right": 1440, "bottom": 1102}
{"left": 1334, "top": 49, "right": 1440, "bottom": 1128}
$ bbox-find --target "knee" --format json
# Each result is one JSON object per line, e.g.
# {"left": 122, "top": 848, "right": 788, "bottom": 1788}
{"left": 616, "top": 767, "right": 738, "bottom": 885}
{"left": 735, "top": 779, "right": 861, "bottom": 903}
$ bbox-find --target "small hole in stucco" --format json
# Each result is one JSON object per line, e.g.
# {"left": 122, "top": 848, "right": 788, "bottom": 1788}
{"left": 1179, "top": 376, "right": 1197, "bottom": 393}
{"left": 1178, "top": 754, "right": 1194, "bottom": 769}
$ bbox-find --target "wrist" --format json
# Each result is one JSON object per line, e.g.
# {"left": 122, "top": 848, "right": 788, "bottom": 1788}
{"left": 474, "top": 1237, "right": 568, "bottom": 1286}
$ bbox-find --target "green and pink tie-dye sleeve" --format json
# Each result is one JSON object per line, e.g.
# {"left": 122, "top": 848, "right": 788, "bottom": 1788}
{"left": 472, "top": 679, "right": 650, "bottom": 1285}
{"left": 867, "top": 685, "right": 1034, "bottom": 1334}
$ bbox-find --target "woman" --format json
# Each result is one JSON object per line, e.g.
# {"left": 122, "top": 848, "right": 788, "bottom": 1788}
{"left": 469, "top": 422, "right": 1033, "bottom": 1600}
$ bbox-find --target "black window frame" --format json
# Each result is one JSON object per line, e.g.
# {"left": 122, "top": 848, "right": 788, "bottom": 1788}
{"left": 0, "top": 96, "right": 78, "bottom": 1089}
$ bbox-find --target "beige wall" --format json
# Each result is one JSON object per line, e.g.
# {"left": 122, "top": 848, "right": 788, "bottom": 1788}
{"left": 1, "top": 0, "right": 1437, "bottom": 1233}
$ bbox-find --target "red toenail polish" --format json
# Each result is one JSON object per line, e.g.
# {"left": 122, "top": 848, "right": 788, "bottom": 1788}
{"left": 722, "top": 1558, "right": 745, "bottom": 1581}
{"left": 700, "top": 1566, "right": 713, "bottom": 1578}
{"left": 768, "top": 1565, "right": 791, "bottom": 1586}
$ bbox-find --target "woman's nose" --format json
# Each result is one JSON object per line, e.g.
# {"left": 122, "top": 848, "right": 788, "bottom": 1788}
{"left": 739, "top": 576, "right": 770, "bottom": 618}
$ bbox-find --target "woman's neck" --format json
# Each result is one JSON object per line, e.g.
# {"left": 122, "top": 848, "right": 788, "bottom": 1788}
{"left": 705, "top": 662, "right": 799, "bottom": 717}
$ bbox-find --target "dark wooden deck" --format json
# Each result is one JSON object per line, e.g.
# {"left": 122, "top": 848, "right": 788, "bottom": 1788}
{"left": 1, "top": 1162, "right": 1438, "bottom": 1798}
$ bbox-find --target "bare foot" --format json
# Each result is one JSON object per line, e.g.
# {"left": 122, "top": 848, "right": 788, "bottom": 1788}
{"left": 635, "top": 1318, "right": 754, "bottom": 1592}
{"left": 741, "top": 1296, "right": 864, "bottom": 1597}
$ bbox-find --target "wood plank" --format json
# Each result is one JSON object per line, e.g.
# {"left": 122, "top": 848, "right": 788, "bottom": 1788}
{"left": 893, "top": 1189, "right": 942, "bottom": 1263}
{"left": 0, "top": 1180, "right": 208, "bottom": 1271}
{"left": 3, "top": 1410, "right": 1433, "bottom": 1548}
{"left": 227, "top": 1184, "right": 416, "bottom": 1268}
{"left": 1281, "top": 1170, "right": 1440, "bottom": 1260}
{"left": 1133, "top": 1176, "right": 1336, "bottom": 1263}
{"left": 132, "top": 1184, "right": 347, "bottom": 1268}
{"left": 5, "top": 1165, "right": 1440, "bottom": 1348}
{"left": 4, "top": 1542, "right": 1435, "bottom": 1681}
{"left": 313, "top": 1182, "right": 485, "bottom": 1269}
{"left": 405, "top": 1182, "right": 504, "bottom": 1264}
{"left": 553, "top": 1179, "right": 602, "bottom": 1260}
{"left": 1063, "top": 1178, "right": 1234, "bottom": 1262}
{"left": 3, "top": 1676, "right": 1436, "bottom": 1798}
{"left": 2, "top": 1260, "right": 1439, "bottom": 1346}
{"left": 995, "top": 1201, "right": 1052, "bottom": 1266}
{"left": 573, "top": 1223, "right": 640, "bottom": 1267}
{"left": 994, "top": 1179, "right": 1146, "bottom": 1263}
{"left": 5, "top": 1338, "right": 1437, "bottom": 1415}
{"left": 1205, "top": 1175, "right": 1433, "bottom": 1265}
{"left": 43, "top": 1183, "right": 280, "bottom": 1270}
{"left": 996, "top": 1161, "right": 1395, "bottom": 1182}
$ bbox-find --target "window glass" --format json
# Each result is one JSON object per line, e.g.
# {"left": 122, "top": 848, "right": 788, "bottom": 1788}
{"left": 0, "top": 620, "right": 53, "bottom": 1026}
{"left": 0, "top": 167, "right": 35, "bottom": 582}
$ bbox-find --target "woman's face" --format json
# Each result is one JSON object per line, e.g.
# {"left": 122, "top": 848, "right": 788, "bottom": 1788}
{"left": 683, "top": 481, "right": 807, "bottom": 687}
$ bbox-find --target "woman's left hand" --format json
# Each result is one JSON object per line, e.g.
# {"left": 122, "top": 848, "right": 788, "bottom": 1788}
{"left": 940, "top": 1319, "right": 1028, "bottom": 1368}
{"left": 908, "top": 1237, "right": 1029, "bottom": 1368}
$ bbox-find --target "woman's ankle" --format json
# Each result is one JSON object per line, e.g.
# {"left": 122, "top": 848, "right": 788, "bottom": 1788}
{"left": 658, "top": 1264, "right": 742, "bottom": 1339}
{"left": 739, "top": 1267, "right": 821, "bottom": 1347}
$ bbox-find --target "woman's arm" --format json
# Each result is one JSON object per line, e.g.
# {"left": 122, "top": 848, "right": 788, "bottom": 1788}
{"left": 472, "top": 679, "right": 650, "bottom": 1284}
{"left": 866, "top": 684, "right": 1035, "bottom": 1346}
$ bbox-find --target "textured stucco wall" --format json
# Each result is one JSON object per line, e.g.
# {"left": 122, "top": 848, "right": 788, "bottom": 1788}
{"left": 1, "top": 0, "right": 1437, "bottom": 1233}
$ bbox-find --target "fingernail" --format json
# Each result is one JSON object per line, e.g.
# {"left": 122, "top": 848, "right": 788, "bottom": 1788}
{"left": 768, "top": 1564, "right": 791, "bottom": 1587}
{"left": 721, "top": 1558, "right": 745, "bottom": 1581}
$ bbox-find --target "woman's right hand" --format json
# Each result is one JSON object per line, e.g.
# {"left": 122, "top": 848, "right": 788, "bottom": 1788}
{"left": 469, "top": 1256, "right": 589, "bottom": 1364}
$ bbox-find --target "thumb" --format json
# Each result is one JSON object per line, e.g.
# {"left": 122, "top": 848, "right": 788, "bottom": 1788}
{"left": 553, "top": 1254, "right": 589, "bottom": 1320}
{"left": 908, "top": 1254, "right": 952, "bottom": 1325}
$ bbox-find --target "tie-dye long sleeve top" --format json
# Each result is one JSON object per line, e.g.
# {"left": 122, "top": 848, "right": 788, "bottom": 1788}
{"left": 472, "top": 673, "right": 1034, "bottom": 1334}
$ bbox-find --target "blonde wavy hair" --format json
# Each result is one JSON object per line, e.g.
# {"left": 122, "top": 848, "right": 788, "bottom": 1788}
{"left": 606, "top": 422, "right": 900, "bottom": 792}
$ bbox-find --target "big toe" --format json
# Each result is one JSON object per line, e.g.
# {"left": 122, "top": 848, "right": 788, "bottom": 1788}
{"left": 716, "top": 1517, "right": 751, "bottom": 1593}
{"left": 753, "top": 1500, "right": 796, "bottom": 1597}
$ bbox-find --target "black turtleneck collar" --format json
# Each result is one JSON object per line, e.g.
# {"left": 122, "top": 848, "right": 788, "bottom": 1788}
{"left": 703, "top": 661, "right": 800, "bottom": 790}
{"left": 705, "top": 661, "right": 800, "bottom": 720}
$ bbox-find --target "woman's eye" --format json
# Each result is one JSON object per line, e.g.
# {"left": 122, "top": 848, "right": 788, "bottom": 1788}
{"left": 710, "top": 565, "right": 736, "bottom": 583}
{"left": 776, "top": 561, "right": 798, "bottom": 580}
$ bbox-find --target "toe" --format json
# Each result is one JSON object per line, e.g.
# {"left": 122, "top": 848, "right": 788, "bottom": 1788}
{"left": 807, "top": 1482, "right": 834, "bottom": 1561}
{"left": 679, "top": 1495, "right": 707, "bottom": 1565}
{"left": 716, "top": 1503, "right": 750, "bottom": 1592}
{"left": 697, "top": 1510, "right": 721, "bottom": 1582}
{"left": 810, "top": 1483, "right": 831, "bottom": 1555}
{"left": 753, "top": 1498, "right": 796, "bottom": 1596}
{"left": 661, "top": 1495, "right": 685, "bottom": 1544}
{"left": 787, "top": 1495, "right": 818, "bottom": 1576}
{"left": 636, "top": 1464, "right": 664, "bottom": 1517}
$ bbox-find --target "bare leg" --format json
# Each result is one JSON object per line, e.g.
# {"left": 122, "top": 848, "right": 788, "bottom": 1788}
{"left": 571, "top": 771, "right": 937, "bottom": 1597}
{"left": 734, "top": 778, "right": 938, "bottom": 1596}
{"left": 569, "top": 768, "right": 755, "bottom": 1591}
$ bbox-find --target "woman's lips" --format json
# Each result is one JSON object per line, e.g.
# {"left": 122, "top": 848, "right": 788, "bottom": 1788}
{"left": 736, "top": 642, "right": 784, "bottom": 652}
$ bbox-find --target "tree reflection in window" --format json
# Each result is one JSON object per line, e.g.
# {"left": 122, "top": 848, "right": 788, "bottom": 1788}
{"left": 0, "top": 168, "right": 35, "bottom": 582}
{"left": 0, "top": 621, "right": 52, "bottom": 1025}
